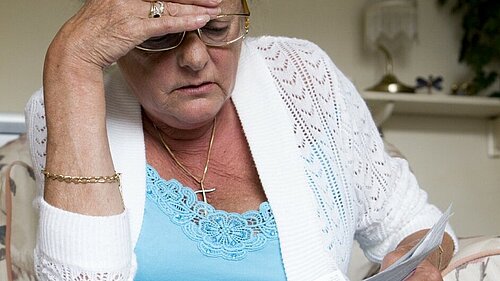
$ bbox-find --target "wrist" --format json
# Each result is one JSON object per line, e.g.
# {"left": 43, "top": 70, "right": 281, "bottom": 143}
{"left": 45, "top": 16, "right": 112, "bottom": 76}
{"left": 43, "top": 37, "right": 106, "bottom": 103}
{"left": 44, "top": 40, "right": 103, "bottom": 80}
{"left": 397, "top": 230, "right": 455, "bottom": 271}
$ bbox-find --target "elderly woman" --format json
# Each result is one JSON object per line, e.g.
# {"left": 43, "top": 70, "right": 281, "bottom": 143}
{"left": 26, "top": 0, "right": 456, "bottom": 280}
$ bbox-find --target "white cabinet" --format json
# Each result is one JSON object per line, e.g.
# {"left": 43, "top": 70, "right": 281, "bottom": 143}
{"left": 361, "top": 92, "right": 500, "bottom": 158}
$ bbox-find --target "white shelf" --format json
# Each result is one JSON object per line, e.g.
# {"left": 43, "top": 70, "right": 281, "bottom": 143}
{"left": 362, "top": 92, "right": 500, "bottom": 119}
{"left": 0, "top": 113, "right": 25, "bottom": 147}
{"left": 361, "top": 92, "right": 500, "bottom": 158}
{"left": 0, "top": 113, "right": 25, "bottom": 134}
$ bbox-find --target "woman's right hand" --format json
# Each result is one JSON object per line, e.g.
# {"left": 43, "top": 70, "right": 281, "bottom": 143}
{"left": 48, "top": 0, "right": 221, "bottom": 70}
{"left": 41, "top": 0, "right": 220, "bottom": 216}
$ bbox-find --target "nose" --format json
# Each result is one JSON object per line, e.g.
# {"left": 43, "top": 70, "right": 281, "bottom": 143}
{"left": 176, "top": 32, "right": 210, "bottom": 72}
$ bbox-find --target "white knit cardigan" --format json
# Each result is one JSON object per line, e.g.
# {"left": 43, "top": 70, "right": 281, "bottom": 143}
{"left": 26, "top": 36, "right": 456, "bottom": 281}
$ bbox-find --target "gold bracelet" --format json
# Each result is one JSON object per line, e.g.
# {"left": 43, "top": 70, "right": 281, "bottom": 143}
{"left": 437, "top": 244, "right": 444, "bottom": 271}
{"left": 42, "top": 169, "right": 121, "bottom": 186}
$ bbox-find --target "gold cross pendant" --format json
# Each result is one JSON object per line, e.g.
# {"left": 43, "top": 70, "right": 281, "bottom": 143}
{"left": 194, "top": 187, "right": 216, "bottom": 204}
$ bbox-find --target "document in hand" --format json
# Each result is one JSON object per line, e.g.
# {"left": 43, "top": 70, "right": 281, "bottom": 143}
{"left": 363, "top": 206, "right": 453, "bottom": 281}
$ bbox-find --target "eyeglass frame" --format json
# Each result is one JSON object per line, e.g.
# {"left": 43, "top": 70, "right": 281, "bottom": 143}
{"left": 135, "top": 0, "right": 251, "bottom": 52}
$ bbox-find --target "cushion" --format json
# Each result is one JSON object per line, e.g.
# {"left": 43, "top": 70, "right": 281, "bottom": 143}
{"left": 0, "top": 134, "right": 37, "bottom": 281}
{"left": 443, "top": 236, "right": 500, "bottom": 281}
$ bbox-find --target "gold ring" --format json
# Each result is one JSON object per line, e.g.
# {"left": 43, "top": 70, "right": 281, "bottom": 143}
{"left": 149, "top": 1, "right": 165, "bottom": 18}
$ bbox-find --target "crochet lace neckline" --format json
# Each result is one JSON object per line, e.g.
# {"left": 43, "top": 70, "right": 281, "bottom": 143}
{"left": 146, "top": 164, "right": 279, "bottom": 261}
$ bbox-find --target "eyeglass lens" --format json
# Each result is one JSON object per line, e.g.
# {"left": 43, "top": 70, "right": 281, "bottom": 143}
{"left": 138, "top": 15, "right": 247, "bottom": 51}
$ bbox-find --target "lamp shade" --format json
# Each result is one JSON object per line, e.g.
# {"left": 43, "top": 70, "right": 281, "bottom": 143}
{"left": 365, "top": 0, "right": 418, "bottom": 50}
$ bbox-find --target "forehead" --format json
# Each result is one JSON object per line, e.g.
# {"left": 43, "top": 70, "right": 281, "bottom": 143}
{"left": 219, "top": 0, "right": 244, "bottom": 13}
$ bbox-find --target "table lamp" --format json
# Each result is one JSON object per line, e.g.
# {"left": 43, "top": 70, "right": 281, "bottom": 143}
{"left": 365, "top": 0, "right": 418, "bottom": 93}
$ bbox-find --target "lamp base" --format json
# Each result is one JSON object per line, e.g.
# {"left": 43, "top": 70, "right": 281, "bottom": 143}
{"left": 366, "top": 74, "right": 415, "bottom": 93}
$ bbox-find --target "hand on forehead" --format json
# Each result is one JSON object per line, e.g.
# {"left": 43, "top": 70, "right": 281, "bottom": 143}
{"left": 148, "top": 0, "right": 245, "bottom": 16}
{"left": 151, "top": 0, "right": 243, "bottom": 10}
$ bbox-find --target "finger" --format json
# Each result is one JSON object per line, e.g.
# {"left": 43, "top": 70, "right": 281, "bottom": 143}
{"left": 165, "top": 0, "right": 222, "bottom": 8}
{"left": 146, "top": 14, "right": 211, "bottom": 37}
{"left": 130, "top": 1, "right": 212, "bottom": 42}
{"left": 164, "top": 2, "right": 220, "bottom": 17}
{"left": 142, "top": 0, "right": 222, "bottom": 8}
{"left": 380, "top": 247, "right": 408, "bottom": 271}
{"left": 405, "top": 262, "right": 442, "bottom": 281}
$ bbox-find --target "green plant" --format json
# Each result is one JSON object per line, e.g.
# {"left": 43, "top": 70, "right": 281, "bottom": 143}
{"left": 438, "top": 0, "right": 500, "bottom": 97}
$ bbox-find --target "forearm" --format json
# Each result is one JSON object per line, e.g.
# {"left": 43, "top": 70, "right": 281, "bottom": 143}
{"left": 43, "top": 36, "right": 124, "bottom": 216}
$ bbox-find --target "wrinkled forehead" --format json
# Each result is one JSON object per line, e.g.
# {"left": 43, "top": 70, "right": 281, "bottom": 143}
{"left": 219, "top": 0, "right": 246, "bottom": 14}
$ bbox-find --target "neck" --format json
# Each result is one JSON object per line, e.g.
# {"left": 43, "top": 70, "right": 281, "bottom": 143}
{"left": 145, "top": 111, "right": 219, "bottom": 205}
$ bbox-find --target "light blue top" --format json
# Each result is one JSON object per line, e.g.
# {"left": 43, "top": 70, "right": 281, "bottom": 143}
{"left": 134, "top": 165, "right": 288, "bottom": 280}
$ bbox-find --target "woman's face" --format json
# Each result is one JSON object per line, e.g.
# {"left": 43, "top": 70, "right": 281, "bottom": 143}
{"left": 118, "top": 0, "right": 244, "bottom": 130}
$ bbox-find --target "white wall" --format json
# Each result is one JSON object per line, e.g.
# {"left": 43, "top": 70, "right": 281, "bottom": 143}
{"left": 1, "top": 0, "right": 499, "bottom": 236}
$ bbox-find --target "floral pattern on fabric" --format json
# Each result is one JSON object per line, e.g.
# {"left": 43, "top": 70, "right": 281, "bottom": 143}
{"left": 0, "top": 135, "right": 37, "bottom": 280}
{"left": 146, "top": 165, "right": 278, "bottom": 261}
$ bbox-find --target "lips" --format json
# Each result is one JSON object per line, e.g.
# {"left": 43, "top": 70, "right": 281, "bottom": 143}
{"left": 175, "top": 82, "right": 216, "bottom": 95}
{"left": 179, "top": 82, "right": 211, "bottom": 89}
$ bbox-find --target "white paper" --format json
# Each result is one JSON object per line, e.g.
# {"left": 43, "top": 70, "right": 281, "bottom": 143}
{"left": 363, "top": 206, "right": 452, "bottom": 281}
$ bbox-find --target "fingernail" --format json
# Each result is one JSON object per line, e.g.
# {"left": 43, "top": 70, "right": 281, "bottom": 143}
{"left": 196, "top": 15, "right": 210, "bottom": 24}
{"left": 208, "top": 7, "right": 222, "bottom": 15}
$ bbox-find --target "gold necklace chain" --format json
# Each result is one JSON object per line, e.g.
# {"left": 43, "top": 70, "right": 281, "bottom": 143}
{"left": 153, "top": 118, "right": 217, "bottom": 204}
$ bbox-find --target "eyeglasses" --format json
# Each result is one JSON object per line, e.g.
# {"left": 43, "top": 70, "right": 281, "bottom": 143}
{"left": 136, "top": 1, "right": 250, "bottom": 52}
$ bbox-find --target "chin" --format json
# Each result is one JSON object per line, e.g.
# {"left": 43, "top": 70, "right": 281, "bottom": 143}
{"left": 172, "top": 103, "right": 224, "bottom": 128}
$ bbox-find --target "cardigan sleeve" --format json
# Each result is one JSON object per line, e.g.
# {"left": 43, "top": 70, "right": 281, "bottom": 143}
{"left": 25, "top": 90, "right": 134, "bottom": 280}
{"left": 332, "top": 67, "right": 458, "bottom": 263}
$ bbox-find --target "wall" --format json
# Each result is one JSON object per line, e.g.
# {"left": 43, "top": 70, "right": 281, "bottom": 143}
{"left": 1, "top": 0, "right": 499, "bottom": 236}
{"left": 0, "top": 0, "right": 82, "bottom": 112}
